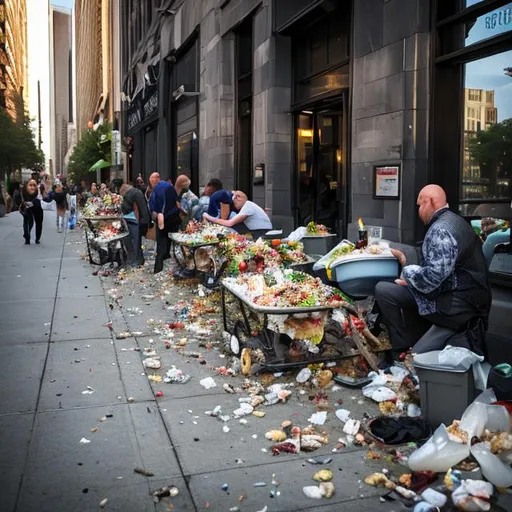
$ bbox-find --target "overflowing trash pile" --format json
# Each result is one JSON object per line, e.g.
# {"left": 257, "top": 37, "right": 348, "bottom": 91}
{"left": 75, "top": 218, "right": 512, "bottom": 511}
{"left": 81, "top": 192, "right": 124, "bottom": 218}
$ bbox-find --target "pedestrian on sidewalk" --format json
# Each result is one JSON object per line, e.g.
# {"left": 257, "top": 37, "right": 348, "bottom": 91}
{"left": 19, "top": 178, "right": 44, "bottom": 244}
{"left": 120, "top": 183, "right": 151, "bottom": 267}
{"left": 148, "top": 172, "right": 181, "bottom": 274}
{"left": 44, "top": 184, "right": 69, "bottom": 232}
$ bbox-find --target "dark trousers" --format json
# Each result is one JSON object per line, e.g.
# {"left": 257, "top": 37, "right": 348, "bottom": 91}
{"left": 375, "top": 281, "right": 477, "bottom": 352}
{"left": 22, "top": 208, "right": 43, "bottom": 242}
{"left": 154, "top": 215, "right": 180, "bottom": 274}
{"left": 125, "top": 220, "right": 144, "bottom": 267}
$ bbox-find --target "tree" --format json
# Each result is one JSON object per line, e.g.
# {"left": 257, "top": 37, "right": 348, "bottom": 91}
{"left": 0, "top": 108, "right": 43, "bottom": 177}
{"left": 468, "top": 118, "right": 512, "bottom": 196}
{"left": 68, "top": 123, "right": 112, "bottom": 184}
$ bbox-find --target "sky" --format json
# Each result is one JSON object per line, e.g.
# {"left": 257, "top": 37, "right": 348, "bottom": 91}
{"left": 51, "top": 0, "right": 74, "bottom": 8}
{"left": 464, "top": 2, "right": 512, "bottom": 121}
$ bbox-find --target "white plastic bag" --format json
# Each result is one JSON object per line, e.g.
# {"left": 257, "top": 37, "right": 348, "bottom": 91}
{"left": 470, "top": 442, "right": 512, "bottom": 488}
{"left": 312, "top": 240, "right": 354, "bottom": 271}
{"left": 438, "top": 345, "right": 484, "bottom": 370}
{"left": 408, "top": 424, "right": 470, "bottom": 472}
{"left": 451, "top": 479, "right": 494, "bottom": 511}
{"left": 286, "top": 226, "right": 308, "bottom": 242}
{"left": 199, "top": 377, "right": 217, "bottom": 389}
{"left": 473, "top": 362, "right": 491, "bottom": 391}
{"left": 459, "top": 389, "right": 509, "bottom": 437}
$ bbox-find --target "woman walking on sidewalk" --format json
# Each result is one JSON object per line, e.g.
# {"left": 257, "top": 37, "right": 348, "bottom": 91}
{"left": 20, "top": 178, "right": 44, "bottom": 244}
{"left": 44, "top": 184, "right": 69, "bottom": 232}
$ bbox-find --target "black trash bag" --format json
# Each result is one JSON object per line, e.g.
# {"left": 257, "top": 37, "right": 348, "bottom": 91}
{"left": 487, "top": 364, "right": 512, "bottom": 401}
{"left": 366, "top": 416, "right": 432, "bottom": 445}
{"left": 446, "top": 316, "right": 487, "bottom": 358}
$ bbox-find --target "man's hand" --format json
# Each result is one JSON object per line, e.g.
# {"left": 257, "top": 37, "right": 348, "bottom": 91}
{"left": 203, "top": 213, "right": 212, "bottom": 222}
{"left": 395, "top": 279, "right": 408, "bottom": 286}
{"left": 391, "top": 248, "right": 407, "bottom": 267}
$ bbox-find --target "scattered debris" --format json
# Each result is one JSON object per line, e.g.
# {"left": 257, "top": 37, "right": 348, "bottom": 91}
{"left": 134, "top": 467, "right": 154, "bottom": 477}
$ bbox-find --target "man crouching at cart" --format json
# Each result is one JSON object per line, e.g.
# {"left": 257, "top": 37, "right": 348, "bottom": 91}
{"left": 375, "top": 184, "right": 491, "bottom": 358}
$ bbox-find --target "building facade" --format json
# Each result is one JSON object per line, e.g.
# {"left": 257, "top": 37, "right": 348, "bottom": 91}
{"left": 120, "top": 0, "right": 512, "bottom": 243}
{"left": 26, "top": 0, "right": 51, "bottom": 169}
{"left": 74, "top": 0, "right": 102, "bottom": 138}
{"left": 0, "top": 0, "right": 28, "bottom": 122}
{"left": 49, "top": 5, "right": 72, "bottom": 178}
{"left": 74, "top": 0, "right": 122, "bottom": 179}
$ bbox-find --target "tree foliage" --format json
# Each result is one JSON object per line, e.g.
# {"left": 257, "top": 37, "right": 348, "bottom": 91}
{"left": 468, "top": 119, "right": 512, "bottom": 186}
{"left": 0, "top": 108, "right": 44, "bottom": 175}
{"left": 68, "top": 123, "right": 112, "bottom": 183}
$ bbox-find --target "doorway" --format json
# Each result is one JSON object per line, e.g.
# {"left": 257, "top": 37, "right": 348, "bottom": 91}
{"left": 295, "top": 103, "right": 346, "bottom": 234}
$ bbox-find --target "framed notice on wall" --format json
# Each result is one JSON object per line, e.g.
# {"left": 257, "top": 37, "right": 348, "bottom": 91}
{"left": 373, "top": 165, "right": 401, "bottom": 199}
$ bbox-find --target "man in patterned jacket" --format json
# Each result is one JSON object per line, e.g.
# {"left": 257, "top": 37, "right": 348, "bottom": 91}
{"left": 375, "top": 185, "right": 491, "bottom": 355}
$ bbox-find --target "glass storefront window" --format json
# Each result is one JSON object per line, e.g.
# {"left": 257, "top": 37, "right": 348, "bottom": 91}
{"left": 465, "top": 2, "right": 512, "bottom": 47}
{"left": 176, "top": 131, "right": 196, "bottom": 178}
{"left": 297, "top": 114, "right": 314, "bottom": 224}
{"left": 460, "top": 50, "right": 512, "bottom": 217}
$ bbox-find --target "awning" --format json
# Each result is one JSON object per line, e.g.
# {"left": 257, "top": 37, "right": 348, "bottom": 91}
{"left": 89, "top": 159, "right": 111, "bottom": 172}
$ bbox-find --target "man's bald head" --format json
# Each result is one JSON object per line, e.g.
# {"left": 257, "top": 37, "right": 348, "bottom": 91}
{"left": 417, "top": 184, "right": 448, "bottom": 225}
{"left": 149, "top": 172, "right": 160, "bottom": 188}
{"left": 232, "top": 190, "right": 248, "bottom": 210}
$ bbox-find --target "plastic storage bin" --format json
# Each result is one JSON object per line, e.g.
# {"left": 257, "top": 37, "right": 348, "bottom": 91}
{"left": 414, "top": 351, "right": 477, "bottom": 428}
{"left": 301, "top": 234, "right": 337, "bottom": 257}
{"left": 330, "top": 255, "right": 399, "bottom": 299}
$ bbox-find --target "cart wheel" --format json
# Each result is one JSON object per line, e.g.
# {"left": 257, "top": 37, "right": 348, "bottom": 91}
{"left": 241, "top": 348, "right": 252, "bottom": 376}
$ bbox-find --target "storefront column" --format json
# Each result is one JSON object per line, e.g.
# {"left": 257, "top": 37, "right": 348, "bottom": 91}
{"left": 199, "top": 12, "right": 236, "bottom": 191}
{"left": 158, "top": 60, "right": 171, "bottom": 179}
{"left": 349, "top": 0, "right": 431, "bottom": 244}
{"left": 252, "top": 2, "right": 294, "bottom": 233}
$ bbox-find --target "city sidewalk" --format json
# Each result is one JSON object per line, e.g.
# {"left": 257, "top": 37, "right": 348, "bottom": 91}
{"left": 1, "top": 211, "right": 510, "bottom": 512}
{"left": 0, "top": 211, "right": 394, "bottom": 512}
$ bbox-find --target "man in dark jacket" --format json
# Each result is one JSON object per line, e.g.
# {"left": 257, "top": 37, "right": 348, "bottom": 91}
{"left": 375, "top": 184, "right": 491, "bottom": 355}
{"left": 148, "top": 172, "right": 181, "bottom": 273}
{"left": 121, "top": 184, "right": 151, "bottom": 267}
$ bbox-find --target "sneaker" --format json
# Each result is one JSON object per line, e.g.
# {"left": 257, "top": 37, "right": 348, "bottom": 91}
{"left": 58, "top": 228, "right": 62, "bottom": 233}
{"left": 36, "top": 240, "right": 41, "bottom": 244}
{"left": 24, "top": 239, "right": 30, "bottom": 245}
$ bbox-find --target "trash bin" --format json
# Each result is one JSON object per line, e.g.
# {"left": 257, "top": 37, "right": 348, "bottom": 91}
{"left": 301, "top": 234, "right": 337, "bottom": 257}
{"left": 413, "top": 351, "right": 477, "bottom": 428}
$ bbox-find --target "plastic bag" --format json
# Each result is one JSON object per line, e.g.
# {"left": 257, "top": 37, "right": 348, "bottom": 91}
{"left": 408, "top": 424, "right": 470, "bottom": 472}
{"left": 438, "top": 345, "right": 484, "bottom": 370}
{"left": 451, "top": 479, "right": 494, "bottom": 511}
{"left": 286, "top": 226, "right": 308, "bottom": 242}
{"left": 68, "top": 214, "right": 77, "bottom": 230}
{"left": 312, "top": 239, "right": 355, "bottom": 272}
{"left": 459, "top": 389, "right": 509, "bottom": 437}
{"left": 470, "top": 442, "right": 512, "bottom": 488}
{"left": 473, "top": 362, "right": 491, "bottom": 391}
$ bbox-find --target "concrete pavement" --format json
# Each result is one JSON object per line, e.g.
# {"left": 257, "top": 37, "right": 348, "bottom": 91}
{"left": 1, "top": 210, "right": 510, "bottom": 512}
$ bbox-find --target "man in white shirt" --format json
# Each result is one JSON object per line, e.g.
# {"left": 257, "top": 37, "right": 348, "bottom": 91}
{"left": 203, "top": 190, "right": 272, "bottom": 238}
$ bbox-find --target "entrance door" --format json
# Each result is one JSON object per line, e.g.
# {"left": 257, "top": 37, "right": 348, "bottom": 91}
{"left": 296, "top": 104, "right": 345, "bottom": 233}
